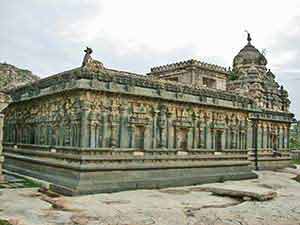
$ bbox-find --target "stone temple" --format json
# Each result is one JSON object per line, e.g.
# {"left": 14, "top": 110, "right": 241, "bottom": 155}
{"left": 1, "top": 34, "right": 294, "bottom": 195}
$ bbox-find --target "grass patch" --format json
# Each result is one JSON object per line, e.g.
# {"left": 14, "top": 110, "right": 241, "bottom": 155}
{"left": 22, "top": 178, "right": 40, "bottom": 188}
{"left": 0, "top": 173, "right": 41, "bottom": 189}
{"left": 0, "top": 219, "right": 12, "bottom": 225}
{"left": 291, "top": 159, "right": 300, "bottom": 165}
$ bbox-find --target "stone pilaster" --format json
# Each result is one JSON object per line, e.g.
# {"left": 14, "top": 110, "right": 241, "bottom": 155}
{"left": 187, "top": 127, "right": 193, "bottom": 149}
{"left": 101, "top": 110, "right": 109, "bottom": 148}
{"left": 257, "top": 124, "right": 262, "bottom": 150}
{"left": 0, "top": 114, "right": 4, "bottom": 181}
{"left": 192, "top": 117, "right": 197, "bottom": 149}
{"left": 129, "top": 124, "right": 135, "bottom": 148}
{"left": 80, "top": 103, "right": 89, "bottom": 147}
{"left": 221, "top": 130, "right": 226, "bottom": 150}
{"left": 143, "top": 125, "right": 151, "bottom": 149}
{"left": 119, "top": 105, "right": 129, "bottom": 148}
{"left": 152, "top": 110, "right": 158, "bottom": 149}
{"left": 167, "top": 113, "right": 173, "bottom": 149}
{"left": 287, "top": 125, "right": 290, "bottom": 149}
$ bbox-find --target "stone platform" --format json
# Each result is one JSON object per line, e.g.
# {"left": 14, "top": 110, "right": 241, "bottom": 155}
{"left": 248, "top": 149, "right": 292, "bottom": 170}
{"left": 3, "top": 144, "right": 257, "bottom": 195}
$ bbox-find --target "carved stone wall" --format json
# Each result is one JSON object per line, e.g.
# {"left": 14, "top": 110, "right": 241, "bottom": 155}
{"left": 3, "top": 90, "right": 258, "bottom": 153}
{"left": 4, "top": 92, "right": 82, "bottom": 147}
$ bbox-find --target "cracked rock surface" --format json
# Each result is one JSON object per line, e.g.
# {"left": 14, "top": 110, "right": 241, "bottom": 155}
{"left": 1, "top": 168, "right": 300, "bottom": 225}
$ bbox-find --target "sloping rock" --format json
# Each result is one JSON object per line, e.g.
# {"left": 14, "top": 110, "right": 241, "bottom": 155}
{"left": 190, "top": 186, "right": 277, "bottom": 201}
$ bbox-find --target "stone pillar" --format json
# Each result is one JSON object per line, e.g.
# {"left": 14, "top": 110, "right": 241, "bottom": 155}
{"left": 287, "top": 125, "right": 290, "bottom": 149}
{"left": 144, "top": 125, "right": 151, "bottom": 149}
{"left": 167, "top": 113, "right": 173, "bottom": 149}
{"left": 158, "top": 107, "right": 167, "bottom": 148}
{"left": 89, "top": 122, "right": 96, "bottom": 148}
{"left": 247, "top": 122, "right": 253, "bottom": 149}
{"left": 203, "top": 124, "right": 207, "bottom": 149}
{"left": 278, "top": 127, "right": 282, "bottom": 150}
{"left": 257, "top": 124, "right": 262, "bottom": 150}
{"left": 159, "top": 126, "right": 167, "bottom": 148}
{"left": 129, "top": 124, "right": 135, "bottom": 148}
{"left": 266, "top": 126, "right": 270, "bottom": 149}
{"left": 0, "top": 93, "right": 11, "bottom": 182}
{"left": 225, "top": 128, "right": 229, "bottom": 149}
{"left": 260, "top": 125, "right": 264, "bottom": 149}
{"left": 80, "top": 108, "right": 89, "bottom": 148}
{"left": 0, "top": 114, "right": 4, "bottom": 181}
{"left": 231, "top": 130, "right": 236, "bottom": 149}
{"left": 198, "top": 125, "right": 203, "bottom": 149}
{"left": 192, "top": 119, "right": 197, "bottom": 149}
{"left": 110, "top": 121, "right": 118, "bottom": 148}
{"left": 101, "top": 110, "right": 109, "bottom": 148}
{"left": 207, "top": 126, "right": 212, "bottom": 149}
{"left": 119, "top": 105, "right": 129, "bottom": 148}
{"left": 152, "top": 110, "right": 158, "bottom": 149}
{"left": 187, "top": 127, "right": 193, "bottom": 149}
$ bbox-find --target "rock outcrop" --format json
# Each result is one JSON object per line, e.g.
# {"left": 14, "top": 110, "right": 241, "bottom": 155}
{"left": 0, "top": 62, "right": 39, "bottom": 91}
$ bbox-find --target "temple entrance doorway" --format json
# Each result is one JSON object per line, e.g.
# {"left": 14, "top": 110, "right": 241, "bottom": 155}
{"left": 215, "top": 130, "right": 223, "bottom": 151}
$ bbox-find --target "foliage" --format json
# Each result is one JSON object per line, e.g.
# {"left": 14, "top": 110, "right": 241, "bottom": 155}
{"left": 228, "top": 71, "right": 238, "bottom": 81}
{"left": 0, "top": 219, "right": 12, "bottom": 225}
{"left": 0, "top": 176, "right": 40, "bottom": 189}
{"left": 292, "top": 159, "right": 300, "bottom": 165}
{"left": 290, "top": 136, "right": 300, "bottom": 150}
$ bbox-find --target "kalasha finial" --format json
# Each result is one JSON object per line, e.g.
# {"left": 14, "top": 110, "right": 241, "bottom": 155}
{"left": 245, "top": 30, "right": 252, "bottom": 44}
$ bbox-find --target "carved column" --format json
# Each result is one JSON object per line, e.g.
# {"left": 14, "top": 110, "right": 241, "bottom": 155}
{"left": 143, "top": 125, "right": 151, "bottom": 149}
{"left": 129, "top": 124, "right": 135, "bottom": 148}
{"left": 192, "top": 114, "right": 197, "bottom": 149}
{"left": 221, "top": 130, "right": 226, "bottom": 150}
{"left": 287, "top": 125, "right": 290, "bottom": 149}
{"left": 203, "top": 123, "right": 208, "bottom": 149}
{"left": 257, "top": 123, "right": 262, "bottom": 150}
{"left": 225, "top": 127, "right": 229, "bottom": 149}
{"left": 0, "top": 114, "right": 4, "bottom": 181}
{"left": 119, "top": 105, "right": 129, "bottom": 148}
{"left": 152, "top": 110, "right": 158, "bottom": 149}
{"left": 230, "top": 129, "right": 235, "bottom": 149}
{"left": 198, "top": 122, "right": 203, "bottom": 149}
{"left": 158, "top": 107, "right": 167, "bottom": 148}
{"left": 109, "top": 118, "right": 118, "bottom": 148}
{"left": 79, "top": 104, "right": 89, "bottom": 148}
{"left": 167, "top": 112, "right": 173, "bottom": 149}
{"left": 207, "top": 126, "right": 213, "bottom": 150}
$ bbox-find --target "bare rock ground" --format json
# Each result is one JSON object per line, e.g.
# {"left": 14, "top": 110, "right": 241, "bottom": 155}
{"left": 1, "top": 168, "right": 300, "bottom": 225}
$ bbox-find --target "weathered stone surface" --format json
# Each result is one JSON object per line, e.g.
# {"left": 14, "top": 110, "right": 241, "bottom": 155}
{"left": 190, "top": 186, "right": 277, "bottom": 201}
{"left": 0, "top": 63, "right": 39, "bottom": 91}
{"left": 0, "top": 170, "right": 300, "bottom": 225}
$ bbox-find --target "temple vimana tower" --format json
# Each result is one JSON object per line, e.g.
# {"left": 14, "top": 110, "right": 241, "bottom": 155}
{"left": 1, "top": 34, "right": 293, "bottom": 195}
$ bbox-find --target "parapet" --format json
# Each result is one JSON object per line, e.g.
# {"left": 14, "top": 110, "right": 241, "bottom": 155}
{"left": 149, "top": 59, "right": 229, "bottom": 75}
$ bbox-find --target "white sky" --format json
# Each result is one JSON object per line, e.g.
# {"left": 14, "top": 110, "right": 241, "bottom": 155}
{"left": 1, "top": 0, "right": 300, "bottom": 117}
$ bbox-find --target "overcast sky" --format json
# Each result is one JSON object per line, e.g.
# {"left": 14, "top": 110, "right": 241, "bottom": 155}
{"left": 1, "top": 0, "right": 300, "bottom": 118}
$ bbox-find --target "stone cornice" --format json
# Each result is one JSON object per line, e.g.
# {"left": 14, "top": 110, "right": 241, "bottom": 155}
{"left": 7, "top": 67, "right": 253, "bottom": 107}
